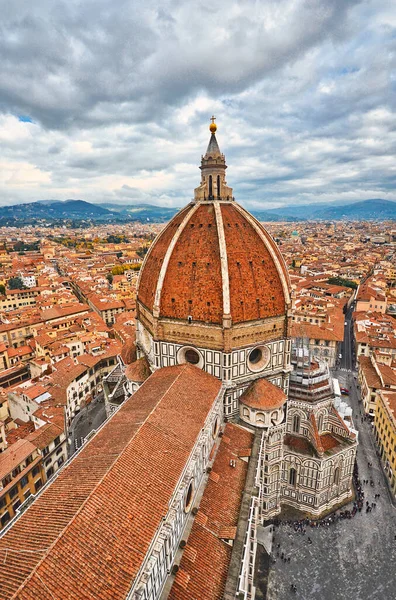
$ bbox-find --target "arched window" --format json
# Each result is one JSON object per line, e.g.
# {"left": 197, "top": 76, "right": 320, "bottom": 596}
{"left": 289, "top": 467, "right": 297, "bottom": 486}
{"left": 292, "top": 414, "right": 300, "bottom": 433}
{"left": 184, "top": 480, "right": 194, "bottom": 512}
{"left": 333, "top": 467, "right": 340, "bottom": 485}
{"left": 217, "top": 175, "right": 221, "bottom": 198}
{"left": 256, "top": 412, "right": 265, "bottom": 423}
{"left": 209, "top": 175, "right": 213, "bottom": 199}
{"left": 242, "top": 406, "right": 250, "bottom": 418}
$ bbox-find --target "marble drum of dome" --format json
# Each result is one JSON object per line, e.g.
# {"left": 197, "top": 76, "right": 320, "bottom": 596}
{"left": 135, "top": 120, "right": 292, "bottom": 398}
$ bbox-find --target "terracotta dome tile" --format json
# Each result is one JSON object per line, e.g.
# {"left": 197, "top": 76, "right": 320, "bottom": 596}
{"left": 221, "top": 203, "right": 285, "bottom": 323}
{"left": 137, "top": 200, "right": 289, "bottom": 326}
{"left": 160, "top": 203, "right": 223, "bottom": 323}
{"left": 138, "top": 204, "right": 193, "bottom": 312}
{"left": 240, "top": 378, "right": 286, "bottom": 410}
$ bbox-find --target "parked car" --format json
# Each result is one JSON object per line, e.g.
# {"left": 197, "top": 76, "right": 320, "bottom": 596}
{"left": 340, "top": 387, "right": 350, "bottom": 395}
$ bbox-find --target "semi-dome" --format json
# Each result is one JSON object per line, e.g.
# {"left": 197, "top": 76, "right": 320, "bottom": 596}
{"left": 137, "top": 121, "right": 291, "bottom": 331}
{"left": 240, "top": 377, "right": 287, "bottom": 410}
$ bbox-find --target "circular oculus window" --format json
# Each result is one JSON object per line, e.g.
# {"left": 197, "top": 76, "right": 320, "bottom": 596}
{"left": 248, "top": 346, "right": 270, "bottom": 372}
{"left": 177, "top": 346, "right": 204, "bottom": 368}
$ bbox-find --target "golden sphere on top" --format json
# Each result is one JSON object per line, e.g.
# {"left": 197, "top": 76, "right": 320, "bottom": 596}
{"left": 209, "top": 117, "right": 217, "bottom": 133}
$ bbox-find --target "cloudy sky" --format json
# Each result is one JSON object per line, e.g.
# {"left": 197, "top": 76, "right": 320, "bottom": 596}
{"left": 0, "top": 0, "right": 395, "bottom": 210}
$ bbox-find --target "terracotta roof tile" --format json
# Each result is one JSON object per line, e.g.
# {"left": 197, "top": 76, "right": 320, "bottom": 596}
{"left": 169, "top": 423, "right": 254, "bottom": 600}
{"left": 240, "top": 377, "right": 286, "bottom": 410}
{"left": 0, "top": 364, "right": 222, "bottom": 600}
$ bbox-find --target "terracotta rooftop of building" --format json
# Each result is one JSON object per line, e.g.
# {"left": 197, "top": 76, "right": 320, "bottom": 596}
{"left": 358, "top": 355, "right": 382, "bottom": 389}
{"left": 0, "top": 364, "right": 222, "bottom": 600}
{"left": 240, "top": 377, "right": 286, "bottom": 410}
{"left": 26, "top": 423, "right": 63, "bottom": 450}
{"left": 125, "top": 356, "right": 151, "bottom": 383}
{"left": 0, "top": 438, "right": 37, "bottom": 481}
{"left": 169, "top": 423, "right": 254, "bottom": 600}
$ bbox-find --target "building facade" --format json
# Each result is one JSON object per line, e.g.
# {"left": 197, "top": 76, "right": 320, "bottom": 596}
{"left": 374, "top": 390, "right": 396, "bottom": 498}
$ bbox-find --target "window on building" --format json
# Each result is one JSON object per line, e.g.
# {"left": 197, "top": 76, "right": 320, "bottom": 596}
{"left": 318, "top": 414, "right": 323, "bottom": 432}
{"left": 2, "top": 474, "right": 12, "bottom": 488}
{"left": 256, "top": 412, "right": 265, "bottom": 423}
{"left": 249, "top": 348, "right": 262, "bottom": 364}
{"left": 54, "top": 436, "right": 61, "bottom": 447}
{"left": 9, "top": 485, "right": 18, "bottom": 499}
{"left": 46, "top": 467, "right": 54, "bottom": 478}
{"left": 289, "top": 468, "right": 297, "bottom": 486}
{"left": 20, "top": 476, "right": 28, "bottom": 488}
{"left": 34, "top": 479, "right": 43, "bottom": 492}
{"left": 333, "top": 467, "right": 340, "bottom": 485}
{"left": 1, "top": 512, "right": 10, "bottom": 527}
{"left": 185, "top": 349, "right": 200, "bottom": 365}
{"left": 32, "top": 466, "right": 40, "bottom": 478}
{"left": 184, "top": 480, "right": 194, "bottom": 512}
{"left": 212, "top": 417, "right": 219, "bottom": 438}
{"left": 292, "top": 414, "right": 300, "bottom": 433}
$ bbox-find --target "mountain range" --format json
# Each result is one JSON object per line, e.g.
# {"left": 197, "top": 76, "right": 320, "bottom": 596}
{"left": 0, "top": 198, "right": 394, "bottom": 225}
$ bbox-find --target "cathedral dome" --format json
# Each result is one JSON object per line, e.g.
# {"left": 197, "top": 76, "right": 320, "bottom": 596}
{"left": 138, "top": 201, "right": 290, "bottom": 326}
{"left": 138, "top": 122, "right": 290, "bottom": 331}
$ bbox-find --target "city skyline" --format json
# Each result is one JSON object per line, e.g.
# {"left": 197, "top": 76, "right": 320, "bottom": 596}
{"left": 1, "top": 0, "right": 396, "bottom": 209}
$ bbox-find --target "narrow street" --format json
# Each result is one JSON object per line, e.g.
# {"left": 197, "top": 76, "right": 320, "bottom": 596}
{"left": 67, "top": 394, "right": 107, "bottom": 457}
{"left": 340, "top": 303, "right": 354, "bottom": 372}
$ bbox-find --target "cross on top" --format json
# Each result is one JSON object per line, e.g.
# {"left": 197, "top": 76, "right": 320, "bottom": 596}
{"left": 210, "top": 115, "right": 216, "bottom": 124}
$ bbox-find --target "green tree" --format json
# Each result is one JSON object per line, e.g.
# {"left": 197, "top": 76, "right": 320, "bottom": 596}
{"left": 136, "top": 246, "right": 149, "bottom": 258}
{"left": 327, "top": 277, "right": 357, "bottom": 290}
{"left": 8, "top": 276, "right": 25, "bottom": 290}
{"left": 0, "top": 284, "right": 5, "bottom": 296}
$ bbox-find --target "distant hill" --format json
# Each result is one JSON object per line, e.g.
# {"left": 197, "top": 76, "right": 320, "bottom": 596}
{"left": 0, "top": 199, "right": 113, "bottom": 223}
{"left": 265, "top": 199, "right": 396, "bottom": 220}
{"left": 313, "top": 199, "right": 396, "bottom": 220}
{"left": 0, "top": 198, "right": 394, "bottom": 226}
{"left": 249, "top": 209, "right": 304, "bottom": 222}
{"left": 0, "top": 199, "right": 179, "bottom": 225}
{"left": 99, "top": 203, "right": 180, "bottom": 222}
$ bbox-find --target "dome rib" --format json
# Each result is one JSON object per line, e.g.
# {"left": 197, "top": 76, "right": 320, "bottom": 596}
{"left": 138, "top": 204, "right": 193, "bottom": 313}
{"left": 231, "top": 203, "right": 291, "bottom": 306}
{"left": 213, "top": 201, "right": 231, "bottom": 323}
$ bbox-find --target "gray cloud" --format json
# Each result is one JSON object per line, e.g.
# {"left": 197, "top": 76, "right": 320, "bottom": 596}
{"left": 0, "top": 0, "right": 395, "bottom": 209}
